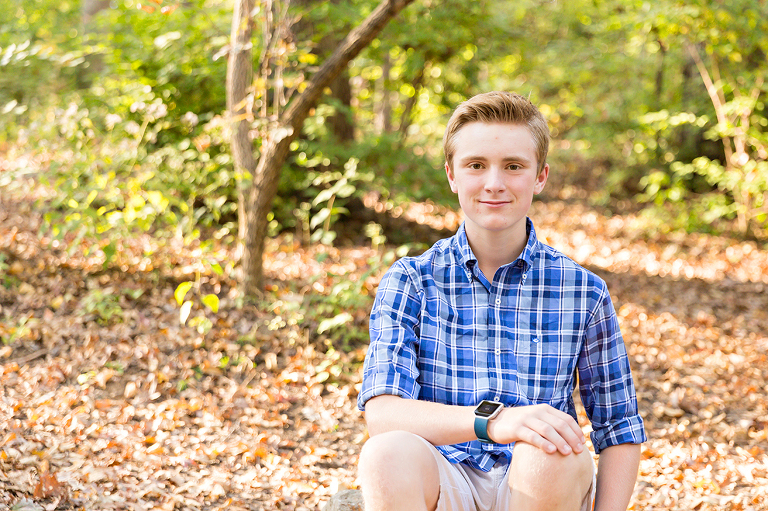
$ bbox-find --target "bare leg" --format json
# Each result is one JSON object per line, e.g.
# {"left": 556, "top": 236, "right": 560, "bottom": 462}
{"left": 358, "top": 430, "right": 441, "bottom": 511}
{"left": 507, "top": 442, "right": 594, "bottom": 511}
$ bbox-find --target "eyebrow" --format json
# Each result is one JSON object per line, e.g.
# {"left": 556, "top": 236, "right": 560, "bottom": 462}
{"left": 457, "top": 154, "right": 534, "bottom": 165}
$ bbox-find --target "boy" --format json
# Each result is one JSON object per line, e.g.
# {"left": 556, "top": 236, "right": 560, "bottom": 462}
{"left": 356, "top": 91, "right": 646, "bottom": 511}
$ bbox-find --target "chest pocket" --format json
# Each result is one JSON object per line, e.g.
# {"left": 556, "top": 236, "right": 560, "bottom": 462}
{"left": 513, "top": 318, "right": 572, "bottom": 404}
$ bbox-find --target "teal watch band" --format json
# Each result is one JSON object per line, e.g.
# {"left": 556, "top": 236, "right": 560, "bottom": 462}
{"left": 473, "top": 400, "right": 503, "bottom": 444}
{"left": 474, "top": 415, "right": 494, "bottom": 443}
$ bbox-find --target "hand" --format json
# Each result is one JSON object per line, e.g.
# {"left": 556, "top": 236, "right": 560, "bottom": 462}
{"left": 486, "top": 404, "right": 585, "bottom": 456}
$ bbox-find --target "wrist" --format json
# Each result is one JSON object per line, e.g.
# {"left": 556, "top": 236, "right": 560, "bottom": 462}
{"left": 485, "top": 408, "right": 504, "bottom": 443}
{"left": 473, "top": 400, "right": 504, "bottom": 443}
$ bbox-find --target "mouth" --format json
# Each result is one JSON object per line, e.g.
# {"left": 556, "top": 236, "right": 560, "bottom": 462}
{"left": 480, "top": 200, "right": 510, "bottom": 207}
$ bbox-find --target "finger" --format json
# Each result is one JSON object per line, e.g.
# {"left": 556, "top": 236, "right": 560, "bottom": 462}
{"left": 519, "top": 426, "right": 559, "bottom": 454}
{"left": 542, "top": 408, "right": 585, "bottom": 452}
{"left": 529, "top": 416, "right": 584, "bottom": 456}
{"left": 525, "top": 418, "right": 572, "bottom": 455}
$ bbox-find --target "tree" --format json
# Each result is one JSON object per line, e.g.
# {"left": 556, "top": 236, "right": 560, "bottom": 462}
{"left": 78, "top": 0, "right": 111, "bottom": 86}
{"left": 628, "top": 0, "right": 768, "bottom": 236}
{"left": 228, "top": 0, "right": 417, "bottom": 296}
{"left": 294, "top": 0, "right": 356, "bottom": 145}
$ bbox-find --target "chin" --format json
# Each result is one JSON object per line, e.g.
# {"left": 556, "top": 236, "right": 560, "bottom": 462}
{"left": 474, "top": 220, "right": 513, "bottom": 231}
{"left": 485, "top": 217, "right": 527, "bottom": 232}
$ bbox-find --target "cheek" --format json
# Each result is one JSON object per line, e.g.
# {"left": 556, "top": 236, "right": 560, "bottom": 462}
{"left": 516, "top": 178, "right": 537, "bottom": 193}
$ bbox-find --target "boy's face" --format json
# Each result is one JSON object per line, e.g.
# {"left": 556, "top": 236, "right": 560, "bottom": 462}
{"left": 445, "top": 122, "right": 548, "bottom": 241}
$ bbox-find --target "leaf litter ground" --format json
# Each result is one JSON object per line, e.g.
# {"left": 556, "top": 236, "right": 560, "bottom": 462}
{"left": 1, "top": 163, "right": 768, "bottom": 510}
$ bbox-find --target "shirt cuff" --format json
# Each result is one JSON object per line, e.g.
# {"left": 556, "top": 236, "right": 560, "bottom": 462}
{"left": 590, "top": 414, "right": 648, "bottom": 454}
{"left": 357, "top": 371, "right": 420, "bottom": 411}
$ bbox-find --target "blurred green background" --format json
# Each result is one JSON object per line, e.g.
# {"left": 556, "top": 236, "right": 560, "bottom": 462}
{"left": 2, "top": 0, "right": 767, "bottom": 252}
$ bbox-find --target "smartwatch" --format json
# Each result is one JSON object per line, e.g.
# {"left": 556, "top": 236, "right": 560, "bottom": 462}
{"left": 473, "top": 400, "right": 504, "bottom": 444}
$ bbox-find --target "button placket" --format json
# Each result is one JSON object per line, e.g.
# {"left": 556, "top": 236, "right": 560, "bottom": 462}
{"left": 488, "top": 285, "right": 504, "bottom": 406}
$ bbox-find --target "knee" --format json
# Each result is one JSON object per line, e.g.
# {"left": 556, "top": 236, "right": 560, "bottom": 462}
{"left": 358, "top": 431, "right": 441, "bottom": 509}
{"left": 509, "top": 442, "right": 594, "bottom": 494}
{"left": 359, "top": 430, "right": 433, "bottom": 475}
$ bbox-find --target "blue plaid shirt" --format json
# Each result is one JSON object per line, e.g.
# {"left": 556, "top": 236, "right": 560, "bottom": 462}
{"left": 358, "top": 219, "right": 646, "bottom": 471}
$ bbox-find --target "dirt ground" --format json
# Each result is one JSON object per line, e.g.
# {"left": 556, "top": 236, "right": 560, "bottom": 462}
{"left": 1, "top": 156, "right": 768, "bottom": 510}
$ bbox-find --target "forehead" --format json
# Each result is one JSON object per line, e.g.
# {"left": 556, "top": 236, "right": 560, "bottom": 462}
{"left": 452, "top": 122, "right": 537, "bottom": 159}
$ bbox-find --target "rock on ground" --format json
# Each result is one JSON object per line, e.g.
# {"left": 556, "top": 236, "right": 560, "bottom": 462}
{"left": 322, "top": 490, "right": 364, "bottom": 511}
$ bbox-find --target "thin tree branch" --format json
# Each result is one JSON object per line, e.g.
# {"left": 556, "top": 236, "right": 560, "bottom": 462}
{"left": 686, "top": 43, "right": 734, "bottom": 166}
{"left": 280, "top": 0, "right": 416, "bottom": 133}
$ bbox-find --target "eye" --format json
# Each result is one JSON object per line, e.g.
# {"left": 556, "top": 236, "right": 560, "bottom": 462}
{"left": 506, "top": 163, "right": 522, "bottom": 171}
{"left": 468, "top": 162, "right": 484, "bottom": 170}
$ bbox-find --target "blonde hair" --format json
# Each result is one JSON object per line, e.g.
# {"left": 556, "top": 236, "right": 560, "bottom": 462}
{"left": 443, "top": 91, "right": 550, "bottom": 173}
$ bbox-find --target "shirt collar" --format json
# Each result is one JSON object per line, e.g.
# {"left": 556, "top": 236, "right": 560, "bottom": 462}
{"left": 454, "top": 218, "right": 540, "bottom": 272}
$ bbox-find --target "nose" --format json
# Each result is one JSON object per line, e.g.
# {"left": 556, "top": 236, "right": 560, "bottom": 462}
{"left": 484, "top": 166, "right": 506, "bottom": 192}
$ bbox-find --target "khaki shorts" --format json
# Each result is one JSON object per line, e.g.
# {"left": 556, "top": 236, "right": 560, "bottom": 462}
{"left": 415, "top": 436, "right": 596, "bottom": 511}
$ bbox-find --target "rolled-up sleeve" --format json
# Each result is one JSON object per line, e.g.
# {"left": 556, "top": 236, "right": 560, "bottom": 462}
{"left": 578, "top": 287, "right": 647, "bottom": 453}
{"left": 357, "top": 261, "right": 424, "bottom": 411}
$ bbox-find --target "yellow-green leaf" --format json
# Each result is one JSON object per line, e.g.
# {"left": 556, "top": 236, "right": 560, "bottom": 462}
{"left": 174, "top": 282, "right": 193, "bottom": 306}
{"left": 201, "top": 294, "right": 219, "bottom": 313}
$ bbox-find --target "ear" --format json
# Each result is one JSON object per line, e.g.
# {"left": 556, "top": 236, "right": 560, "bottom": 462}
{"left": 534, "top": 163, "right": 549, "bottom": 195}
{"left": 445, "top": 162, "right": 458, "bottom": 193}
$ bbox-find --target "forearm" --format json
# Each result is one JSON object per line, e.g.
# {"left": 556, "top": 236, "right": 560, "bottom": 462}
{"left": 594, "top": 443, "right": 641, "bottom": 511}
{"left": 364, "top": 395, "right": 587, "bottom": 456}
{"left": 364, "top": 395, "right": 477, "bottom": 446}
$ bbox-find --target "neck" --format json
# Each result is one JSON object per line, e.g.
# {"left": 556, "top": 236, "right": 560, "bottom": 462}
{"left": 466, "top": 221, "right": 529, "bottom": 280}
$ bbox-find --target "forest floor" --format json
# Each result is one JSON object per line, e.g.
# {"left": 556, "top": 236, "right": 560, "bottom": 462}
{"left": 1, "top": 152, "right": 768, "bottom": 510}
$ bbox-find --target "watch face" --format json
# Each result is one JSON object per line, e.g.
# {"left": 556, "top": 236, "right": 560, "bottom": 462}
{"left": 476, "top": 401, "right": 501, "bottom": 416}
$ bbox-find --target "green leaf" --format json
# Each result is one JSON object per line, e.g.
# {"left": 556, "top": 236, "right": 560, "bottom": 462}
{"left": 317, "top": 312, "right": 353, "bottom": 334}
{"left": 102, "top": 242, "right": 117, "bottom": 264}
{"left": 310, "top": 208, "right": 331, "bottom": 230}
{"left": 201, "top": 293, "right": 219, "bottom": 313}
{"left": 313, "top": 188, "right": 335, "bottom": 205}
{"left": 175, "top": 282, "right": 193, "bottom": 306}
{"left": 335, "top": 183, "right": 356, "bottom": 199}
{"left": 123, "top": 288, "right": 144, "bottom": 299}
{"left": 188, "top": 315, "right": 213, "bottom": 334}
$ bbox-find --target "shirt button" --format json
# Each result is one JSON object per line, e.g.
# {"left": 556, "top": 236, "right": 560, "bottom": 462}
{"left": 522, "top": 274, "right": 528, "bottom": 280}
{"left": 495, "top": 298, "right": 501, "bottom": 305}
{"left": 495, "top": 348, "right": 501, "bottom": 355}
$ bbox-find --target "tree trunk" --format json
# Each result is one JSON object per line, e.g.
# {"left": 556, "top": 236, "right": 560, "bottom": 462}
{"left": 237, "top": 0, "right": 417, "bottom": 297}
{"left": 78, "top": 0, "right": 111, "bottom": 87}
{"left": 328, "top": 69, "right": 355, "bottom": 143}
{"left": 227, "top": 0, "right": 258, "bottom": 277}
{"left": 374, "top": 53, "right": 392, "bottom": 134}
{"left": 295, "top": 0, "right": 356, "bottom": 144}
{"left": 398, "top": 66, "right": 425, "bottom": 141}
{"left": 81, "top": 0, "right": 111, "bottom": 25}
{"left": 654, "top": 38, "right": 666, "bottom": 162}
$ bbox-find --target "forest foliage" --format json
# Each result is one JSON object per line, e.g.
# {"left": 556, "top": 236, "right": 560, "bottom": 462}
{"left": 2, "top": 0, "right": 767, "bottom": 250}
{"left": 2, "top": 1, "right": 768, "bottom": 509}
{"left": 1, "top": 0, "right": 767, "bottom": 349}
